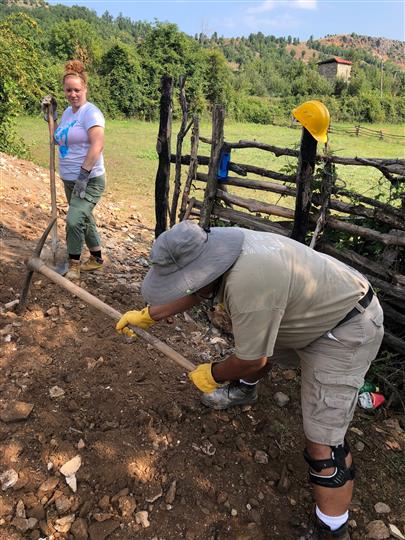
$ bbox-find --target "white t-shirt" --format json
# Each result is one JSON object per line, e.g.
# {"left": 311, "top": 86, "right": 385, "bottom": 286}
{"left": 54, "top": 102, "right": 105, "bottom": 181}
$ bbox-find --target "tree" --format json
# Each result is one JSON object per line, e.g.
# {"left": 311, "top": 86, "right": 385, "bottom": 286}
{"left": 49, "top": 19, "right": 102, "bottom": 66}
{"left": 203, "top": 49, "right": 232, "bottom": 107}
{"left": 99, "top": 44, "right": 142, "bottom": 117}
{"left": 0, "top": 13, "right": 44, "bottom": 154}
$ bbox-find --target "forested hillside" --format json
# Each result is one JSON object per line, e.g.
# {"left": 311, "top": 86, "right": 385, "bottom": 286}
{"left": 1, "top": 0, "right": 404, "bottom": 154}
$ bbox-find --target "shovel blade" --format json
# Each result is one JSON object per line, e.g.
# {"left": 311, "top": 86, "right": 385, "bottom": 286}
{"left": 49, "top": 260, "right": 69, "bottom": 275}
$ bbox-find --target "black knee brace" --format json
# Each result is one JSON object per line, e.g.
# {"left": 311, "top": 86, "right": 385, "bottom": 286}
{"left": 304, "top": 439, "right": 355, "bottom": 488}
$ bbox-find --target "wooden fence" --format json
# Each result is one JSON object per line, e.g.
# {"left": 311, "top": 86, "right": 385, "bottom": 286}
{"left": 287, "top": 119, "right": 405, "bottom": 141}
{"left": 154, "top": 78, "right": 405, "bottom": 361}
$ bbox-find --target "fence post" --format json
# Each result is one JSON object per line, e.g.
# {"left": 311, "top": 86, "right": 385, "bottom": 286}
{"left": 170, "top": 75, "right": 188, "bottom": 227}
{"left": 291, "top": 127, "right": 317, "bottom": 243}
{"left": 179, "top": 115, "right": 200, "bottom": 221}
{"left": 309, "top": 160, "right": 335, "bottom": 249}
{"left": 355, "top": 125, "right": 360, "bottom": 136}
{"left": 199, "top": 105, "right": 225, "bottom": 229}
{"left": 155, "top": 75, "right": 173, "bottom": 238}
{"left": 379, "top": 130, "right": 384, "bottom": 140}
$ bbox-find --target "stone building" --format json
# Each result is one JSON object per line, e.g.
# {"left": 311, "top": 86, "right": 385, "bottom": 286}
{"left": 317, "top": 57, "right": 353, "bottom": 83}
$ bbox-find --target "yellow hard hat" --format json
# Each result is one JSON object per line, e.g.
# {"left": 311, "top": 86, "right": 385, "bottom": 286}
{"left": 292, "top": 100, "right": 330, "bottom": 144}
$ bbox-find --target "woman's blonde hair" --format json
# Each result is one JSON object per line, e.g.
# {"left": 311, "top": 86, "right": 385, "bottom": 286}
{"left": 63, "top": 60, "right": 88, "bottom": 86}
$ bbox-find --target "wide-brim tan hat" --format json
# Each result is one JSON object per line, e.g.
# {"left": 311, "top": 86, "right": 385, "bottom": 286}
{"left": 141, "top": 220, "right": 244, "bottom": 305}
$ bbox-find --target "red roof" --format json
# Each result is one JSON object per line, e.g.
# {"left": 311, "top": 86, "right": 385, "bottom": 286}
{"left": 317, "top": 56, "right": 353, "bottom": 66}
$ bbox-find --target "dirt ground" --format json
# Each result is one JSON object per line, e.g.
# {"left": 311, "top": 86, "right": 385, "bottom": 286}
{"left": 0, "top": 152, "right": 404, "bottom": 540}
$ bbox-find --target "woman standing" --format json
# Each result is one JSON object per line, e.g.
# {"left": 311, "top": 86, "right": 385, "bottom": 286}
{"left": 47, "top": 60, "right": 106, "bottom": 281}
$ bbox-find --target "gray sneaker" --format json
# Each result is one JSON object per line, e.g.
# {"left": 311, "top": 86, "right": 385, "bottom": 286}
{"left": 303, "top": 515, "right": 350, "bottom": 540}
{"left": 201, "top": 381, "right": 258, "bottom": 410}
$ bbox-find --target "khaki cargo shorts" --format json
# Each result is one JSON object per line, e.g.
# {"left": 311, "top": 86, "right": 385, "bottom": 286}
{"left": 296, "top": 295, "right": 384, "bottom": 446}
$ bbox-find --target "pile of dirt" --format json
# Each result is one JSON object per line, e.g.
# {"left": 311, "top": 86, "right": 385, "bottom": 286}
{"left": 1, "top": 153, "right": 404, "bottom": 540}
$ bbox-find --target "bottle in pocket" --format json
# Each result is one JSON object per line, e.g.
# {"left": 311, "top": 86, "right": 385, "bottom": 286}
{"left": 358, "top": 392, "right": 385, "bottom": 409}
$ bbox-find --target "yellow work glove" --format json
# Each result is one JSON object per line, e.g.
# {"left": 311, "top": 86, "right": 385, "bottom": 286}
{"left": 188, "top": 363, "right": 224, "bottom": 393}
{"left": 116, "top": 307, "right": 155, "bottom": 337}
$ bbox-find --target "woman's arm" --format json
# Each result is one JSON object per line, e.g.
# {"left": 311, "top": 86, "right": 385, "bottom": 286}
{"left": 82, "top": 125, "right": 104, "bottom": 171}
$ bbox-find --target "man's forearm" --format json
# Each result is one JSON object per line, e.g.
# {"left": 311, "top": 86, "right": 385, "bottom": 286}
{"left": 212, "top": 354, "right": 268, "bottom": 383}
{"left": 149, "top": 294, "right": 201, "bottom": 321}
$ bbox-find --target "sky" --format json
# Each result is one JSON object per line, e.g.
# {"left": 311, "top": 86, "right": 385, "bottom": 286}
{"left": 47, "top": 0, "right": 405, "bottom": 41}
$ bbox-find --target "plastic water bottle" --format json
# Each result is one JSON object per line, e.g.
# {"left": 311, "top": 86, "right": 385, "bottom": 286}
{"left": 358, "top": 392, "right": 385, "bottom": 409}
{"left": 359, "top": 381, "right": 380, "bottom": 394}
{"left": 217, "top": 147, "right": 231, "bottom": 182}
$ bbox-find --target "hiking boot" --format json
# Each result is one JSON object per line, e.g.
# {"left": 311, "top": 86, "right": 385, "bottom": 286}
{"left": 304, "top": 515, "right": 350, "bottom": 540}
{"left": 81, "top": 255, "right": 103, "bottom": 272}
{"left": 201, "top": 381, "right": 258, "bottom": 410}
{"left": 65, "top": 259, "right": 81, "bottom": 281}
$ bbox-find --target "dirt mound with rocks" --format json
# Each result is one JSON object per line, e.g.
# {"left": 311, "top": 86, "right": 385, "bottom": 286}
{"left": 0, "top": 152, "right": 404, "bottom": 540}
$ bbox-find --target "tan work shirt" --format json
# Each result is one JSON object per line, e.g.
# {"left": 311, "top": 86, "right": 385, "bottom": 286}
{"left": 218, "top": 230, "right": 369, "bottom": 360}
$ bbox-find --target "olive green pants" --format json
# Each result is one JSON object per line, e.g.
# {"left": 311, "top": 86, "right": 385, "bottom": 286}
{"left": 63, "top": 174, "right": 105, "bottom": 256}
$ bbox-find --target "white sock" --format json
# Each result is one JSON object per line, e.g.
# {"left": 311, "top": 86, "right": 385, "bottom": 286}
{"left": 316, "top": 506, "right": 348, "bottom": 531}
{"left": 239, "top": 379, "right": 258, "bottom": 385}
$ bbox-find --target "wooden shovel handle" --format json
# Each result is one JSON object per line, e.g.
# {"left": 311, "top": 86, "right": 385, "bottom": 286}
{"left": 26, "top": 257, "right": 196, "bottom": 372}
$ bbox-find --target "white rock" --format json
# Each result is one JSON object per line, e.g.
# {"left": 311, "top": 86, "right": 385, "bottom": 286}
{"left": 60, "top": 455, "right": 81, "bottom": 477}
{"left": 65, "top": 474, "right": 77, "bottom": 493}
{"left": 350, "top": 427, "right": 364, "bottom": 436}
{"left": 54, "top": 514, "right": 75, "bottom": 533}
{"left": 210, "top": 337, "right": 227, "bottom": 345}
{"left": 366, "top": 520, "right": 390, "bottom": 539}
{"left": 274, "top": 392, "right": 290, "bottom": 407}
{"left": 183, "top": 312, "right": 194, "bottom": 323}
{"left": 231, "top": 508, "right": 238, "bottom": 517}
{"left": 77, "top": 438, "right": 86, "bottom": 450}
{"left": 374, "top": 502, "right": 391, "bottom": 514}
{"left": 0, "top": 324, "right": 13, "bottom": 335}
{"left": 27, "top": 517, "right": 38, "bottom": 529}
{"left": 49, "top": 386, "right": 65, "bottom": 398}
{"left": 389, "top": 524, "right": 405, "bottom": 540}
{"left": 15, "top": 500, "right": 26, "bottom": 518}
{"left": 165, "top": 480, "right": 177, "bottom": 504}
{"left": 0, "top": 469, "right": 18, "bottom": 490}
{"left": 135, "top": 510, "right": 150, "bottom": 528}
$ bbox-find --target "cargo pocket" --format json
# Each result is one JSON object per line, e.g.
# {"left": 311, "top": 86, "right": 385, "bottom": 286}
{"left": 363, "top": 303, "right": 384, "bottom": 346}
{"left": 84, "top": 176, "right": 105, "bottom": 205}
{"left": 313, "top": 371, "right": 364, "bottom": 429}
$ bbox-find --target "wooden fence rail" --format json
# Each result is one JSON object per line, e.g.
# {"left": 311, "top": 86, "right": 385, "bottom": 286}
{"left": 286, "top": 120, "right": 405, "bottom": 141}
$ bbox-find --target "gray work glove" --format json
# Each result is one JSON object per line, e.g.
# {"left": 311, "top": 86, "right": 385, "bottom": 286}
{"left": 73, "top": 167, "right": 90, "bottom": 199}
{"left": 41, "top": 95, "right": 58, "bottom": 122}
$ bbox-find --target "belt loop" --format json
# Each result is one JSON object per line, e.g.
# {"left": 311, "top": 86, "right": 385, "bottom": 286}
{"left": 354, "top": 302, "right": 366, "bottom": 314}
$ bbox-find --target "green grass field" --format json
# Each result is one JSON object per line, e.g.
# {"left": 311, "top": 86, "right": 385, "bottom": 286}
{"left": 16, "top": 117, "right": 405, "bottom": 226}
